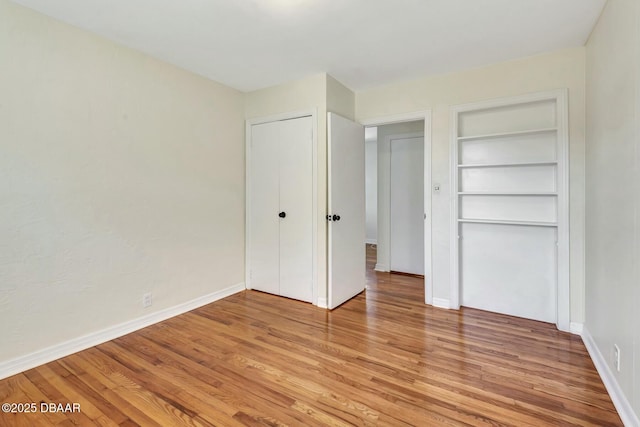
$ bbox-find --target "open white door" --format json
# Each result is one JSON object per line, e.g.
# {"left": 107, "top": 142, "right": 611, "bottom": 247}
{"left": 328, "top": 112, "right": 366, "bottom": 309}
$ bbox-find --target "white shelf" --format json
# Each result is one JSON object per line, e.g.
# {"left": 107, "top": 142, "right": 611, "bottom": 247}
{"left": 457, "top": 161, "right": 557, "bottom": 169}
{"left": 457, "top": 127, "right": 557, "bottom": 142}
{"left": 458, "top": 218, "right": 557, "bottom": 227}
{"left": 458, "top": 191, "right": 557, "bottom": 196}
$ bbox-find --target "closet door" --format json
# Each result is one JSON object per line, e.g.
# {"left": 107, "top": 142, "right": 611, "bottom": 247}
{"left": 249, "top": 121, "right": 281, "bottom": 296}
{"left": 248, "top": 116, "right": 314, "bottom": 303}
{"left": 278, "top": 116, "right": 313, "bottom": 302}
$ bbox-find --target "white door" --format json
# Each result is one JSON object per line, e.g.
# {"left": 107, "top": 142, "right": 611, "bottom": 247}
{"left": 249, "top": 120, "right": 281, "bottom": 296}
{"left": 328, "top": 113, "right": 366, "bottom": 309}
{"left": 278, "top": 116, "right": 313, "bottom": 302}
{"left": 248, "top": 116, "right": 313, "bottom": 303}
{"left": 390, "top": 136, "right": 424, "bottom": 275}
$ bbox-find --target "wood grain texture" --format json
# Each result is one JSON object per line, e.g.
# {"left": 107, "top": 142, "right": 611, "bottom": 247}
{"left": 0, "top": 245, "right": 622, "bottom": 426}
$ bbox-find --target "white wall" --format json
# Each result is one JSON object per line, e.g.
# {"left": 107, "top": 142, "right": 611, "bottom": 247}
{"left": 585, "top": 0, "right": 640, "bottom": 422}
{"left": 365, "top": 138, "right": 378, "bottom": 244}
{"left": 356, "top": 48, "right": 586, "bottom": 322}
{"left": 0, "top": 0, "right": 245, "bottom": 364}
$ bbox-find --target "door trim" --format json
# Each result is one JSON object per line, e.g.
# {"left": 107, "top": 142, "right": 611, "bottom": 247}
{"left": 449, "top": 89, "right": 569, "bottom": 331}
{"left": 245, "top": 109, "right": 318, "bottom": 305}
{"left": 360, "top": 111, "right": 433, "bottom": 305}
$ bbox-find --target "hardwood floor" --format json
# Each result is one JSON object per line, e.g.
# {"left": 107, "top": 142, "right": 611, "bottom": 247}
{"left": 0, "top": 245, "right": 622, "bottom": 426}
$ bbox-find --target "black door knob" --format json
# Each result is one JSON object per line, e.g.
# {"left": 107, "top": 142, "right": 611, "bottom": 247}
{"left": 332, "top": 214, "right": 341, "bottom": 221}
{"left": 279, "top": 212, "right": 286, "bottom": 218}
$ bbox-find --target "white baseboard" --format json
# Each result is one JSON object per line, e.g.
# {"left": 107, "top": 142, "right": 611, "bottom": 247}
{"left": 569, "top": 322, "right": 584, "bottom": 335}
{"left": 581, "top": 327, "right": 639, "bottom": 427}
{"left": 374, "top": 263, "right": 389, "bottom": 272}
{"left": 432, "top": 298, "right": 450, "bottom": 309}
{"left": 317, "top": 297, "right": 328, "bottom": 309}
{"left": 0, "top": 282, "right": 245, "bottom": 380}
{"left": 365, "top": 239, "right": 377, "bottom": 245}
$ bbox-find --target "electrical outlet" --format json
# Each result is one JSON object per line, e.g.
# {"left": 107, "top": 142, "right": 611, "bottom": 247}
{"left": 143, "top": 292, "right": 153, "bottom": 308}
{"left": 613, "top": 344, "right": 621, "bottom": 372}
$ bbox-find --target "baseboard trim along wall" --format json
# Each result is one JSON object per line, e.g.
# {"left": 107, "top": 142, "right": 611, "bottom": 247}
{"left": 374, "top": 263, "right": 389, "bottom": 272}
{"left": 581, "top": 327, "right": 640, "bottom": 427}
{"left": 569, "top": 322, "right": 584, "bottom": 335}
{"left": 317, "top": 297, "right": 328, "bottom": 309}
{"left": 0, "top": 282, "right": 246, "bottom": 380}
{"left": 432, "top": 298, "right": 451, "bottom": 309}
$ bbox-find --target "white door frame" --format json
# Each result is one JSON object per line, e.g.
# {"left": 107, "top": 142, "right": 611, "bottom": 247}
{"left": 360, "top": 111, "right": 433, "bottom": 305}
{"left": 449, "top": 90, "right": 569, "bottom": 331}
{"left": 245, "top": 109, "right": 318, "bottom": 305}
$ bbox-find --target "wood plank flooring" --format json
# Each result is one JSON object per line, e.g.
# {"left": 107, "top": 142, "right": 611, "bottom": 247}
{"left": 0, "top": 245, "right": 622, "bottom": 426}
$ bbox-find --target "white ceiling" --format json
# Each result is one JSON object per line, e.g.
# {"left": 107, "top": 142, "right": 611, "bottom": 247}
{"left": 12, "top": 0, "right": 606, "bottom": 92}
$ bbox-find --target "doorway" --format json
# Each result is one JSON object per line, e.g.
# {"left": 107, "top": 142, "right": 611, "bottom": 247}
{"left": 362, "top": 111, "right": 432, "bottom": 304}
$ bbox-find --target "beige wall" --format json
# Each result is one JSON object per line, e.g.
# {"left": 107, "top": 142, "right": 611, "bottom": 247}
{"left": 585, "top": 0, "right": 640, "bottom": 420}
{"left": 326, "top": 75, "right": 356, "bottom": 121}
{"left": 244, "top": 73, "right": 327, "bottom": 120}
{"left": 0, "top": 0, "right": 245, "bottom": 363}
{"left": 356, "top": 48, "right": 587, "bottom": 324}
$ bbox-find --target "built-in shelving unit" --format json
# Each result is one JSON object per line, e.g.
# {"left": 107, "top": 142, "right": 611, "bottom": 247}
{"left": 457, "top": 218, "right": 557, "bottom": 227}
{"left": 456, "top": 127, "right": 557, "bottom": 142}
{"left": 457, "top": 161, "right": 557, "bottom": 169}
{"left": 457, "top": 191, "right": 557, "bottom": 196}
{"left": 450, "top": 90, "right": 569, "bottom": 330}
{"left": 455, "top": 107, "right": 560, "bottom": 220}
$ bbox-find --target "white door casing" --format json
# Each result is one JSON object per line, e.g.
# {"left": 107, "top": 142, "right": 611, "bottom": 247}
{"left": 328, "top": 112, "right": 366, "bottom": 310}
